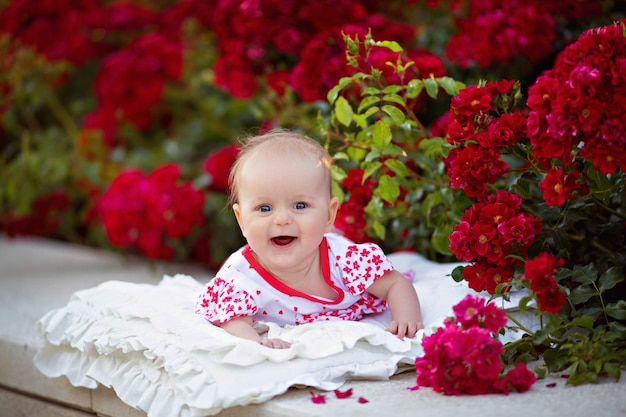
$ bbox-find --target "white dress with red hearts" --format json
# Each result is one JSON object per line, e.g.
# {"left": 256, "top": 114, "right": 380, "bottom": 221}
{"left": 196, "top": 233, "right": 392, "bottom": 326}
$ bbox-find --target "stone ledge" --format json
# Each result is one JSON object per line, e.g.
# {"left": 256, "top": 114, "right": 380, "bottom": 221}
{"left": 0, "top": 236, "right": 209, "bottom": 417}
{"left": 0, "top": 388, "right": 95, "bottom": 417}
{"left": 2, "top": 236, "right": 626, "bottom": 417}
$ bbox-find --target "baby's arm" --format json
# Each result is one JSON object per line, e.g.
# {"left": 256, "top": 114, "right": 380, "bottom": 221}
{"left": 367, "top": 269, "right": 423, "bottom": 339}
{"left": 220, "top": 316, "right": 291, "bottom": 349}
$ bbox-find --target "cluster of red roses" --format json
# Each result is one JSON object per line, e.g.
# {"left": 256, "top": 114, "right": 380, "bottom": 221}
{"left": 449, "top": 191, "right": 542, "bottom": 294}
{"left": 443, "top": 0, "right": 604, "bottom": 69}
{"left": 0, "top": 191, "right": 70, "bottom": 238}
{"left": 445, "top": 20, "right": 626, "bottom": 317}
{"left": 526, "top": 21, "right": 626, "bottom": 213}
{"left": 523, "top": 253, "right": 567, "bottom": 315}
{"left": 96, "top": 164, "right": 204, "bottom": 260}
{"left": 527, "top": 20, "right": 626, "bottom": 178}
{"left": 0, "top": 0, "right": 215, "bottom": 145}
{"left": 414, "top": 294, "right": 536, "bottom": 395}
{"left": 211, "top": 0, "right": 445, "bottom": 102}
{"left": 444, "top": 80, "right": 545, "bottom": 296}
{"left": 211, "top": 0, "right": 604, "bottom": 102}
{"left": 84, "top": 32, "right": 184, "bottom": 145}
{"left": 444, "top": 80, "right": 527, "bottom": 201}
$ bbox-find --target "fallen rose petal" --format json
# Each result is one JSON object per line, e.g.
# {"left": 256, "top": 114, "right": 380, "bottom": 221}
{"left": 310, "top": 392, "right": 326, "bottom": 404}
{"left": 358, "top": 397, "right": 369, "bottom": 404}
{"left": 334, "top": 388, "right": 353, "bottom": 399}
{"left": 546, "top": 383, "right": 557, "bottom": 388}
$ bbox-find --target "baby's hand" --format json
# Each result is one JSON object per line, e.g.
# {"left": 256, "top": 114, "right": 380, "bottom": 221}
{"left": 260, "top": 338, "right": 291, "bottom": 349}
{"left": 387, "top": 320, "right": 424, "bottom": 340}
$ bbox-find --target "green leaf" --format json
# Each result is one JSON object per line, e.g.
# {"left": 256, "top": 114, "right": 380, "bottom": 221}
{"left": 569, "top": 285, "right": 598, "bottom": 304}
{"left": 331, "top": 164, "right": 347, "bottom": 179}
{"left": 533, "top": 327, "right": 551, "bottom": 345}
{"left": 568, "top": 315, "right": 594, "bottom": 331}
{"left": 372, "top": 120, "right": 392, "bottom": 148}
{"left": 365, "top": 195, "right": 384, "bottom": 217}
{"left": 327, "top": 85, "right": 341, "bottom": 104}
{"left": 365, "top": 149, "right": 381, "bottom": 162}
{"left": 543, "top": 347, "right": 569, "bottom": 372}
{"left": 421, "top": 192, "right": 443, "bottom": 224}
{"left": 534, "top": 367, "right": 547, "bottom": 379}
{"left": 570, "top": 264, "right": 598, "bottom": 285}
{"left": 362, "top": 86, "right": 381, "bottom": 96}
{"left": 363, "top": 160, "right": 382, "bottom": 180}
{"left": 382, "top": 143, "right": 406, "bottom": 157}
{"left": 372, "top": 219, "right": 386, "bottom": 240}
{"left": 374, "top": 40, "right": 403, "bottom": 52}
{"left": 406, "top": 79, "right": 423, "bottom": 99}
{"left": 424, "top": 77, "right": 438, "bottom": 99}
{"left": 599, "top": 267, "right": 625, "bottom": 293}
{"left": 346, "top": 146, "right": 367, "bottom": 162}
{"left": 382, "top": 93, "right": 406, "bottom": 107}
{"left": 383, "top": 85, "right": 403, "bottom": 94}
{"left": 431, "top": 225, "right": 453, "bottom": 255}
{"left": 577, "top": 306, "right": 603, "bottom": 321}
{"left": 332, "top": 152, "right": 349, "bottom": 161}
{"left": 518, "top": 295, "right": 534, "bottom": 313}
{"left": 357, "top": 95, "right": 381, "bottom": 113}
{"left": 605, "top": 300, "right": 626, "bottom": 320}
{"left": 384, "top": 159, "right": 410, "bottom": 178}
{"left": 603, "top": 362, "right": 621, "bottom": 381}
{"left": 451, "top": 265, "right": 465, "bottom": 282}
{"left": 418, "top": 137, "right": 449, "bottom": 160}
{"left": 335, "top": 96, "right": 353, "bottom": 126}
{"left": 376, "top": 174, "right": 400, "bottom": 204}
{"left": 609, "top": 321, "right": 626, "bottom": 338}
{"left": 436, "top": 76, "right": 461, "bottom": 96}
{"left": 352, "top": 114, "right": 368, "bottom": 128}
{"left": 381, "top": 105, "right": 405, "bottom": 124}
{"left": 331, "top": 181, "right": 345, "bottom": 202}
{"left": 354, "top": 107, "right": 380, "bottom": 128}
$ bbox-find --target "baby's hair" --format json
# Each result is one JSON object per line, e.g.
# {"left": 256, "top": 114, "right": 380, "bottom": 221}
{"left": 227, "top": 129, "right": 332, "bottom": 205}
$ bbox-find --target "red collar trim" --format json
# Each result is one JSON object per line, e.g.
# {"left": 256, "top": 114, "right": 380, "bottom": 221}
{"left": 242, "top": 237, "right": 344, "bottom": 305}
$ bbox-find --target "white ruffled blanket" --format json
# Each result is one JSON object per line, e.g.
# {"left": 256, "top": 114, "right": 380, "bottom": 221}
{"left": 33, "top": 252, "right": 527, "bottom": 417}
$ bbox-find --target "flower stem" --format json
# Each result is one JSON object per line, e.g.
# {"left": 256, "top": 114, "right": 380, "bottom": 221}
{"left": 506, "top": 311, "right": 536, "bottom": 335}
{"left": 591, "top": 196, "right": 626, "bottom": 220}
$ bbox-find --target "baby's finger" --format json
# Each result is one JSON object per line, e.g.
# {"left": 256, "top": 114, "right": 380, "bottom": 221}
{"left": 405, "top": 323, "right": 418, "bottom": 339}
{"left": 387, "top": 320, "right": 399, "bottom": 335}
{"left": 261, "top": 338, "right": 291, "bottom": 349}
{"left": 395, "top": 322, "right": 409, "bottom": 339}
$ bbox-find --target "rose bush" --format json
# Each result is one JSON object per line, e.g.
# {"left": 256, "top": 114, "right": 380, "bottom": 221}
{"left": 321, "top": 20, "right": 626, "bottom": 388}
{"left": 442, "top": 21, "right": 626, "bottom": 386}
{"left": 1, "top": 0, "right": 625, "bottom": 391}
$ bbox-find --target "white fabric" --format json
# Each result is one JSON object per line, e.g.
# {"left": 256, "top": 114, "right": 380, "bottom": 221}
{"left": 33, "top": 252, "right": 532, "bottom": 417}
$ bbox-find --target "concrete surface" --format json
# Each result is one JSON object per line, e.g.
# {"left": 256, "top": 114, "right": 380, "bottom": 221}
{"left": 1, "top": 235, "right": 625, "bottom": 417}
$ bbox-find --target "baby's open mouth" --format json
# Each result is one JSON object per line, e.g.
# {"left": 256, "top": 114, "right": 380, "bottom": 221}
{"left": 271, "top": 236, "right": 296, "bottom": 246}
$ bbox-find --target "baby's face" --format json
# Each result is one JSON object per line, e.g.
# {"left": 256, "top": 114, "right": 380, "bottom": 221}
{"left": 233, "top": 149, "right": 338, "bottom": 276}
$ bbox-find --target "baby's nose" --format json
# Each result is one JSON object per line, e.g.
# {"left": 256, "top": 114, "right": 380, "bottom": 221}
{"left": 273, "top": 208, "right": 292, "bottom": 225}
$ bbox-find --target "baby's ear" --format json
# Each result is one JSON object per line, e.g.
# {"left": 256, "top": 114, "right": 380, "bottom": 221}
{"left": 326, "top": 197, "right": 339, "bottom": 231}
{"left": 232, "top": 203, "right": 247, "bottom": 238}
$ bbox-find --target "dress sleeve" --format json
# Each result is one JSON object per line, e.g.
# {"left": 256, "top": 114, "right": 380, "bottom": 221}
{"left": 195, "top": 277, "right": 258, "bottom": 324}
{"left": 340, "top": 242, "right": 394, "bottom": 295}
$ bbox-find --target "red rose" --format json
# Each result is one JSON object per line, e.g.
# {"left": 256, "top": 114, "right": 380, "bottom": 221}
{"left": 96, "top": 164, "right": 205, "bottom": 260}
{"left": 203, "top": 144, "right": 240, "bottom": 193}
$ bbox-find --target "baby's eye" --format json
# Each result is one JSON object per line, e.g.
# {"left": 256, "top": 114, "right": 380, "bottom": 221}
{"left": 294, "top": 202, "right": 307, "bottom": 210}
{"left": 258, "top": 205, "right": 271, "bottom": 213}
